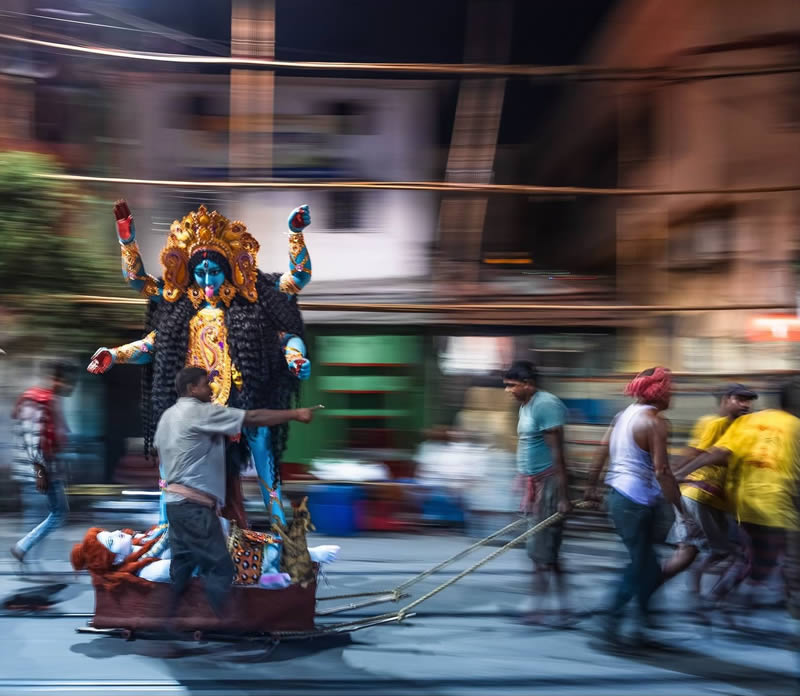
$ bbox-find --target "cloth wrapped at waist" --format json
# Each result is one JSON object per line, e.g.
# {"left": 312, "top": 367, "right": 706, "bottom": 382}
{"left": 163, "top": 483, "right": 218, "bottom": 510}
{"left": 516, "top": 468, "right": 554, "bottom": 515}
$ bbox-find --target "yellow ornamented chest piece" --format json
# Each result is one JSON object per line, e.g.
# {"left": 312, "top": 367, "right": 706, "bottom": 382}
{"left": 186, "top": 306, "right": 233, "bottom": 405}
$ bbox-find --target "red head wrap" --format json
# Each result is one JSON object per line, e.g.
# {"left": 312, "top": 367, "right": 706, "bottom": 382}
{"left": 624, "top": 367, "right": 672, "bottom": 403}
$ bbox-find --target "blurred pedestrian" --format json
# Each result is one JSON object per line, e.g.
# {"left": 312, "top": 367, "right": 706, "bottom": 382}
{"left": 679, "top": 378, "right": 800, "bottom": 614}
{"left": 157, "top": 366, "right": 314, "bottom": 619}
{"left": 10, "top": 360, "right": 77, "bottom": 563}
{"left": 585, "top": 367, "right": 682, "bottom": 647}
{"left": 503, "top": 361, "right": 571, "bottom": 626}
{"left": 661, "top": 384, "right": 757, "bottom": 614}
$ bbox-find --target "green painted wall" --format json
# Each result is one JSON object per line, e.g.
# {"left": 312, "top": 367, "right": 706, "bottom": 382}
{"left": 282, "top": 330, "right": 427, "bottom": 466}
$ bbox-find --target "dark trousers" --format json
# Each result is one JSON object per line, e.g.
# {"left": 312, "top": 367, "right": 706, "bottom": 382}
{"left": 166, "top": 501, "right": 234, "bottom": 616}
{"left": 787, "top": 530, "right": 800, "bottom": 620}
{"left": 606, "top": 487, "right": 664, "bottom": 628}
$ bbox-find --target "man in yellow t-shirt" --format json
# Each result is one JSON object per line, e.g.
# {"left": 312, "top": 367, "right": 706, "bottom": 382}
{"left": 686, "top": 379, "right": 800, "bottom": 615}
{"left": 662, "top": 384, "right": 757, "bottom": 594}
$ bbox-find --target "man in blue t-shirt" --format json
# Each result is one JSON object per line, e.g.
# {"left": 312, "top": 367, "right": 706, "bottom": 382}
{"left": 504, "top": 360, "right": 571, "bottom": 626}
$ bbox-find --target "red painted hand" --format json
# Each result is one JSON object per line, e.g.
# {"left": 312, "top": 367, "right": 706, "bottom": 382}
{"left": 87, "top": 348, "right": 113, "bottom": 374}
{"left": 113, "top": 199, "right": 135, "bottom": 242}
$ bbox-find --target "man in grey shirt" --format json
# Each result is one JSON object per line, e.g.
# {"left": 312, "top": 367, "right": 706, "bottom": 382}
{"left": 154, "top": 366, "right": 314, "bottom": 617}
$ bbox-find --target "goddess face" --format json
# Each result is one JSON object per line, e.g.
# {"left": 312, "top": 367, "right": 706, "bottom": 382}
{"left": 97, "top": 529, "right": 133, "bottom": 560}
{"left": 192, "top": 258, "right": 225, "bottom": 300}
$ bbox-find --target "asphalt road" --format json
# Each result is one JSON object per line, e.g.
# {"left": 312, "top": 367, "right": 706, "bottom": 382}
{"left": 0, "top": 513, "right": 797, "bottom": 696}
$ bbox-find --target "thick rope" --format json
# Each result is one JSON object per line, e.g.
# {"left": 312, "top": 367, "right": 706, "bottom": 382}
{"left": 396, "top": 501, "right": 592, "bottom": 621}
{"left": 317, "top": 589, "right": 399, "bottom": 602}
{"left": 316, "top": 515, "right": 529, "bottom": 602}
{"left": 395, "top": 516, "right": 529, "bottom": 593}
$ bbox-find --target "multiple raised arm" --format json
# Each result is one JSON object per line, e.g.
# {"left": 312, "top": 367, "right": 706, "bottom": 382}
{"left": 114, "top": 200, "right": 164, "bottom": 301}
{"left": 113, "top": 200, "right": 312, "bottom": 300}
{"left": 278, "top": 204, "right": 312, "bottom": 295}
{"left": 281, "top": 333, "right": 311, "bottom": 380}
{"left": 88, "top": 330, "right": 309, "bottom": 380}
{"left": 87, "top": 200, "right": 314, "bottom": 377}
{"left": 87, "top": 331, "right": 156, "bottom": 374}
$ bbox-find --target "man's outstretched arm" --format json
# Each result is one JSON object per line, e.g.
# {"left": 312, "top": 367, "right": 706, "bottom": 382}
{"left": 243, "top": 407, "right": 315, "bottom": 428}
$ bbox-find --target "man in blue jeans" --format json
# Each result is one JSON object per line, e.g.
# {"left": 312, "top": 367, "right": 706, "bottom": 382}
{"left": 10, "top": 361, "right": 77, "bottom": 562}
{"left": 585, "top": 367, "right": 683, "bottom": 648}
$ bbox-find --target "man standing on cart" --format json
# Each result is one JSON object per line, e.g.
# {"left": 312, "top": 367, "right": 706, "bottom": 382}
{"left": 155, "top": 366, "right": 315, "bottom": 617}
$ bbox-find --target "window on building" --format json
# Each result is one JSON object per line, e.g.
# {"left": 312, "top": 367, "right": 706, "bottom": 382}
{"left": 320, "top": 100, "right": 375, "bottom": 135}
{"left": 669, "top": 208, "right": 734, "bottom": 270}
{"left": 328, "top": 189, "right": 364, "bottom": 230}
{"left": 34, "top": 86, "right": 102, "bottom": 144}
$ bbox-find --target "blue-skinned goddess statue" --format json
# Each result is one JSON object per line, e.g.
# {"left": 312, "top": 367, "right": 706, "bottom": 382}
{"left": 88, "top": 201, "right": 313, "bottom": 543}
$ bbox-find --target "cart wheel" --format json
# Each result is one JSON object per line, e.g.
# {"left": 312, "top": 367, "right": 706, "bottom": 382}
{"left": 121, "top": 629, "right": 134, "bottom": 641}
{"left": 193, "top": 630, "right": 204, "bottom": 642}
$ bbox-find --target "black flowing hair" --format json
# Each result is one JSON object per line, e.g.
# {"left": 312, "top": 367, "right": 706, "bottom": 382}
{"left": 141, "top": 252, "right": 305, "bottom": 488}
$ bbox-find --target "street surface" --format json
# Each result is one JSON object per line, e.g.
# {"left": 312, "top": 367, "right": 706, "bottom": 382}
{"left": 0, "top": 511, "right": 797, "bottom": 695}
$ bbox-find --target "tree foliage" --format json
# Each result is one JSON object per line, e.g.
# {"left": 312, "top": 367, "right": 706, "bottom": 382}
{"left": 0, "top": 151, "right": 143, "bottom": 352}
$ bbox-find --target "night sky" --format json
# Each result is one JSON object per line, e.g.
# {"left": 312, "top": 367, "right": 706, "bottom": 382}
{"left": 118, "top": 0, "right": 615, "bottom": 145}
{"left": 3, "top": 0, "right": 619, "bottom": 273}
{"left": 7, "top": 0, "right": 614, "bottom": 184}
{"left": 126, "top": 0, "right": 614, "bottom": 65}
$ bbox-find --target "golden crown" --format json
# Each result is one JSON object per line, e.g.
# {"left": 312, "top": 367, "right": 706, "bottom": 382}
{"left": 160, "top": 205, "right": 260, "bottom": 303}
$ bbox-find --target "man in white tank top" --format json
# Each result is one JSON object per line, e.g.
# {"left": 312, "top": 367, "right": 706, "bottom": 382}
{"left": 584, "top": 367, "right": 683, "bottom": 648}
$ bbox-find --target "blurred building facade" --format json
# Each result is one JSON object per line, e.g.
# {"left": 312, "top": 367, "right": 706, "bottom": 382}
{"left": 529, "top": 0, "right": 800, "bottom": 373}
{"left": 3, "top": 0, "right": 800, "bottom": 487}
{"left": 108, "top": 74, "right": 437, "bottom": 287}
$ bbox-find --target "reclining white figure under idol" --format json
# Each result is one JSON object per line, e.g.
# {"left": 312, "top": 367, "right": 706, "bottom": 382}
{"left": 71, "top": 520, "right": 339, "bottom": 589}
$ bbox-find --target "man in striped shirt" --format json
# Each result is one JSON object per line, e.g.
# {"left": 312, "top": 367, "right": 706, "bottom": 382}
{"left": 10, "top": 361, "right": 77, "bottom": 562}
